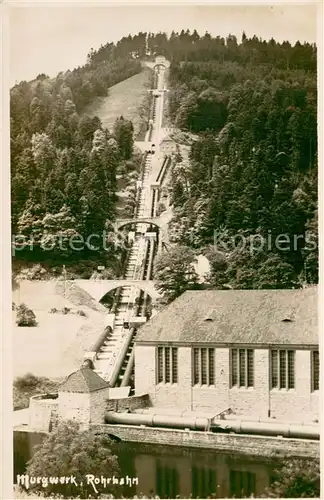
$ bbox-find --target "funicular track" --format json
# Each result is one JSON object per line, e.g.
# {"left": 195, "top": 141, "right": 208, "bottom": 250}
{"left": 90, "top": 65, "right": 167, "bottom": 393}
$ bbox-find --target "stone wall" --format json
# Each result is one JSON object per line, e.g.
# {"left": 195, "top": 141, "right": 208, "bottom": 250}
{"left": 135, "top": 345, "right": 156, "bottom": 397}
{"left": 29, "top": 394, "right": 58, "bottom": 432}
{"left": 135, "top": 346, "right": 319, "bottom": 422}
{"left": 229, "top": 350, "right": 270, "bottom": 418}
{"left": 270, "top": 350, "right": 319, "bottom": 421}
{"left": 28, "top": 390, "right": 152, "bottom": 430}
{"left": 105, "top": 394, "right": 151, "bottom": 413}
{"left": 58, "top": 392, "right": 90, "bottom": 430}
{"left": 91, "top": 424, "right": 319, "bottom": 459}
{"left": 90, "top": 388, "right": 111, "bottom": 424}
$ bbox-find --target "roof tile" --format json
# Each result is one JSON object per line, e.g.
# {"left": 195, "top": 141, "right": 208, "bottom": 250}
{"left": 136, "top": 287, "right": 318, "bottom": 345}
{"left": 59, "top": 368, "right": 109, "bottom": 393}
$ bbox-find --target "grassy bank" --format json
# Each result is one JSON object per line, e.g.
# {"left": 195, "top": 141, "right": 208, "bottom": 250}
{"left": 84, "top": 67, "right": 153, "bottom": 137}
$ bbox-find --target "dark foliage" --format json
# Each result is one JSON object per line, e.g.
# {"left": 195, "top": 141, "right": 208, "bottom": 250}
{"left": 11, "top": 44, "right": 138, "bottom": 276}
{"left": 165, "top": 30, "right": 317, "bottom": 289}
{"left": 13, "top": 373, "right": 60, "bottom": 410}
{"left": 11, "top": 29, "right": 317, "bottom": 289}
{"left": 262, "top": 458, "right": 320, "bottom": 498}
{"left": 16, "top": 303, "right": 37, "bottom": 326}
{"left": 25, "top": 421, "right": 119, "bottom": 498}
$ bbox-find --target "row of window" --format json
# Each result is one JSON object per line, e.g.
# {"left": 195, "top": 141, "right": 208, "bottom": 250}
{"left": 156, "top": 347, "right": 320, "bottom": 391}
{"left": 157, "top": 346, "right": 178, "bottom": 384}
{"left": 156, "top": 464, "right": 256, "bottom": 499}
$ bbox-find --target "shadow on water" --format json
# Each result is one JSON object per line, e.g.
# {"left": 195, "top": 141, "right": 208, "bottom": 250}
{"left": 14, "top": 431, "right": 279, "bottom": 498}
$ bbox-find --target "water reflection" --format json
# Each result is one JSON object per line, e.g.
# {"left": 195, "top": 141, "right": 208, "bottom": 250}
{"left": 132, "top": 446, "right": 275, "bottom": 498}
{"left": 14, "top": 432, "right": 278, "bottom": 498}
{"left": 230, "top": 470, "right": 256, "bottom": 498}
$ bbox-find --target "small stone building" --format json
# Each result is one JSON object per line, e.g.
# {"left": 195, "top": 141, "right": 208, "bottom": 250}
{"left": 160, "top": 137, "right": 177, "bottom": 155}
{"left": 29, "top": 368, "right": 110, "bottom": 432}
{"left": 57, "top": 367, "right": 110, "bottom": 428}
{"left": 134, "top": 287, "right": 319, "bottom": 423}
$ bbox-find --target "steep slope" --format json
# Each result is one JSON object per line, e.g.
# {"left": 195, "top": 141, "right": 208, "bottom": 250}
{"left": 12, "top": 281, "right": 107, "bottom": 378}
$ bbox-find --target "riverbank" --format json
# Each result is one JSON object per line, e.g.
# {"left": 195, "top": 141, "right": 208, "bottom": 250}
{"left": 13, "top": 430, "right": 281, "bottom": 498}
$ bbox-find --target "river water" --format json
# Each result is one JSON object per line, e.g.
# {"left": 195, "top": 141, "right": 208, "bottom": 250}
{"left": 14, "top": 431, "right": 280, "bottom": 498}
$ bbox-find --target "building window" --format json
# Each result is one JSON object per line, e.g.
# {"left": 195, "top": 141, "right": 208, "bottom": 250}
{"left": 193, "top": 348, "right": 215, "bottom": 386}
{"left": 311, "top": 350, "right": 319, "bottom": 391}
{"left": 157, "top": 346, "right": 178, "bottom": 384}
{"left": 230, "top": 470, "right": 256, "bottom": 498}
{"left": 172, "top": 347, "right": 178, "bottom": 383}
{"left": 231, "top": 349, "right": 254, "bottom": 388}
{"left": 156, "top": 462, "right": 179, "bottom": 498}
{"left": 271, "top": 349, "right": 295, "bottom": 390}
{"left": 192, "top": 466, "right": 217, "bottom": 498}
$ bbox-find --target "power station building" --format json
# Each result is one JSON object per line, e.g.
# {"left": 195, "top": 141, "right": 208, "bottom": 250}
{"left": 134, "top": 287, "right": 319, "bottom": 423}
{"left": 26, "top": 287, "right": 319, "bottom": 433}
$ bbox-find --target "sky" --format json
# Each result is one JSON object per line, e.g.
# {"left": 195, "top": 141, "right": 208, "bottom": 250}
{"left": 9, "top": 2, "right": 318, "bottom": 85}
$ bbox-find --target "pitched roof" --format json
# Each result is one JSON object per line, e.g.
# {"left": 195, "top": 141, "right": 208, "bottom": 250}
{"left": 59, "top": 368, "right": 109, "bottom": 393}
{"left": 136, "top": 287, "right": 318, "bottom": 346}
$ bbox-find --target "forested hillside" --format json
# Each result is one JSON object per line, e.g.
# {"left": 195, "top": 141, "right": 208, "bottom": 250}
{"left": 11, "top": 29, "right": 318, "bottom": 287}
{"left": 162, "top": 30, "right": 317, "bottom": 289}
{"left": 11, "top": 41, "right": 141, "bottom": 278}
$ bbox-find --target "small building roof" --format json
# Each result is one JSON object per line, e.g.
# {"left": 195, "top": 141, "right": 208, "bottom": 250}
{"left": 136, "top": 287, "right": 318, "bottom": 346}
{"left": 59, "top": 368, "right": 109, "bottom": 393}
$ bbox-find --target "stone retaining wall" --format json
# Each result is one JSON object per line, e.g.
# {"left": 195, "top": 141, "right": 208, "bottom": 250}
{"left": 91, "top": 423, "right": 319, "bottom": 459}
{"left": 29, "top": 394, "right": 58, "bottom": 432}
{"left": 105, "top": 394, "right": 151, "bottom": 413}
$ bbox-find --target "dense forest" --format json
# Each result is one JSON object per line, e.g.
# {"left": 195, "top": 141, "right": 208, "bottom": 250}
{"left": 11, "top": 29, "right": 318, "bottom": 287}
{"left": 162, "top": 30, "right": 317, "bottom": 289}
{"left": 11, "top": 41, "right": 140, "bottom": 278}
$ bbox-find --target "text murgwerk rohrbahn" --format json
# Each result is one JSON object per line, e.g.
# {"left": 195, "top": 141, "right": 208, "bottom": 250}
{"left": 17, "top": 474, "right": 139, "bottom": 494}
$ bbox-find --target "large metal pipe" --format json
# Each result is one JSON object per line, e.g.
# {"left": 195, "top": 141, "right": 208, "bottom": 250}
{"left": 133, "top": 409, "right": 317, "bottom": 427}
{"left": 105, "top": 412, "right": 209, "bottom": 430}
{"left": 142, "top": 239, "right": 155, "bottom": 317}
{"left": 156, "top": 157, "right": 167, "bottom": 182}
{"left": 89, "top": 326, "right": 112, "bottom": 353}
{"left": 119, "top": 238, "right": 152, "bottom": 387}
{"left": 109, "top": 327, "right": 136, "bottom": 387}
{"left": 104, "top": 412, "right": 320, "bottom": 440}
{"left": 156, "top": 156, "right": 170, "bottom": 183}
{"left": 111, "top": 288, "right": 122, "bottom": 314}
{"left": 120, "top": 350, "right": 135, "bottom": 387}
{"left": 111, "top": 202, "right": 153, "bottom": 387}
{"left": 219, "top": 414, "right": 318, "bottom": 427}
{"left": 159, "top": 157, "right": 171, "bottom": 184}
{"left": 109, "top": 288, "right": 142, "bottom": 388}
{"left": 221, "top": 420, "right": 319, "bottom": 440}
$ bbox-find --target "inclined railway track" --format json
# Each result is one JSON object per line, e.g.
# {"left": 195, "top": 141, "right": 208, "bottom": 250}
{"left": 93, "top": 67, "right": 166, "bottom": 392}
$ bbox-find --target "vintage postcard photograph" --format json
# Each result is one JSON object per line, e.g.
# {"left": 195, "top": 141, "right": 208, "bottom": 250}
{"left": 3, "top": 1, "right": 322, "bottom": 498}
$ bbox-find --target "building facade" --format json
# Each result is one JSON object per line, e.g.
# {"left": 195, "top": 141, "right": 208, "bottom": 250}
{"left": 135, "top": 288, "right": 319, "bottom": 423}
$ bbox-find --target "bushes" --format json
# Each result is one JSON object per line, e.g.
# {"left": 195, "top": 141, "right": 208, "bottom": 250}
{"left": 25, "top": 421, "right": 119, "bottom": 498}
{"left": 14, "top": 373, "right": 40, "bottom": 391}
{"left": 15, "top": 264, "right": 48, "bottom": 281}
{"left": 156, "top": 201, "right": 167, "bottom": 216}
{"left": 16, "top": 303, "right": 37, "bottom": 327}
{"left": 49, "top": 307, "right": 87, "bottom": 317}
{"left": 13, "top": 374, "right": 61, "bottom": 410}
{"left": 76, "top": 309, "right": 87, "bottom": 317}
{"left": 262, "top": 458, "right": 320, "bottom": 498}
